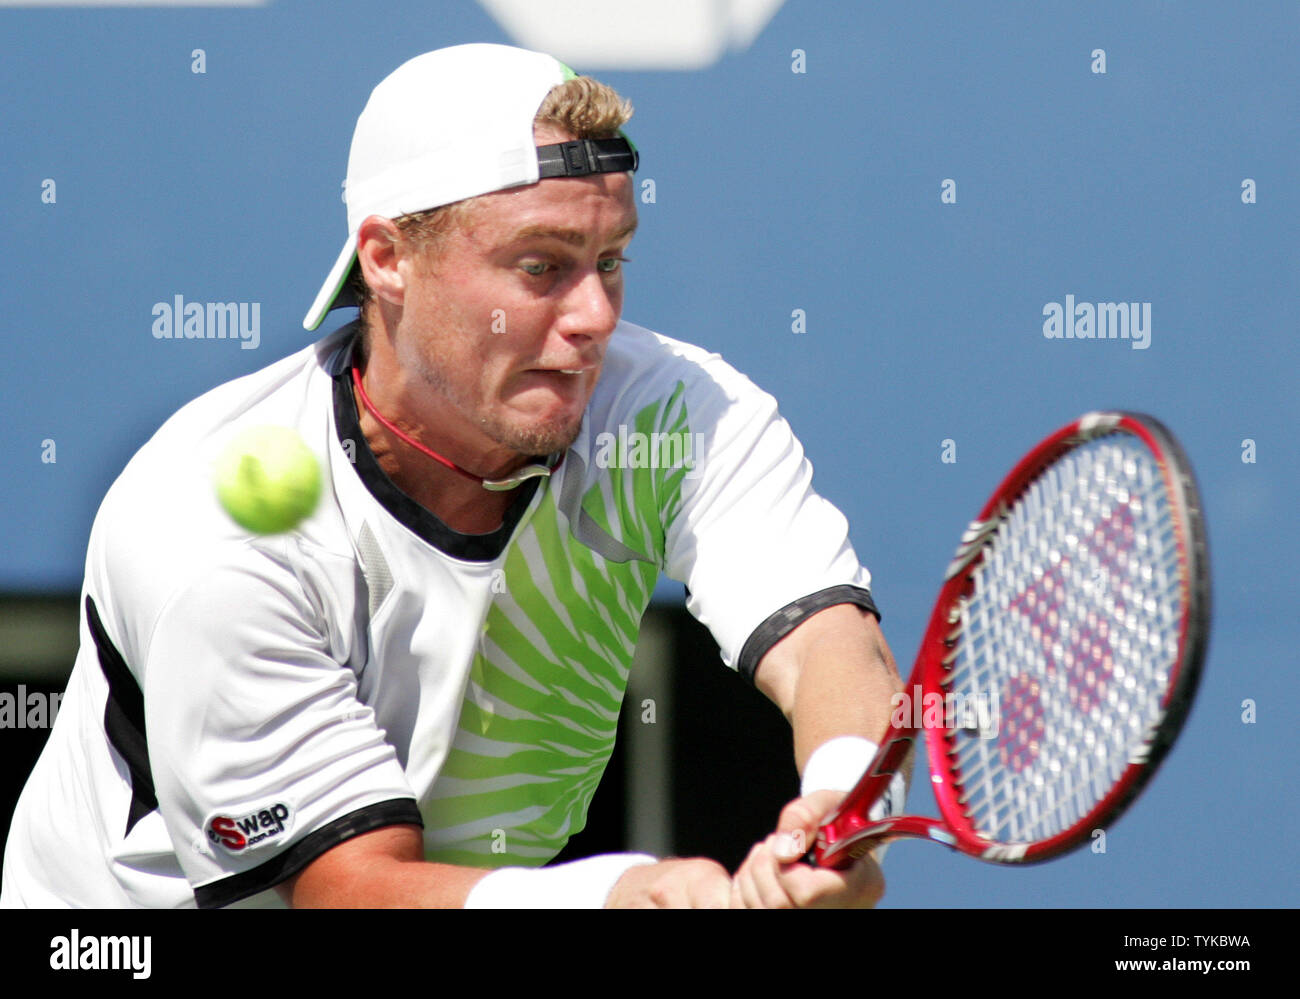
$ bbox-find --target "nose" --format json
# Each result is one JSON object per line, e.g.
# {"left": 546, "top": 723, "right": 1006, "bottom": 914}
{"left": 558, "top": 267, "right": 620, "bottom": 345}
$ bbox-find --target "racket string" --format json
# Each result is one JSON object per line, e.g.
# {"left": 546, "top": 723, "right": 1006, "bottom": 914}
{"left": 942, "top": 434, "right": 1183, "bottom": 845}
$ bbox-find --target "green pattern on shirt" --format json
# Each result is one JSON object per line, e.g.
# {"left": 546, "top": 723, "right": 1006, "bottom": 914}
{"left": 422, "top": 384, "right": 692, "bottom": 865}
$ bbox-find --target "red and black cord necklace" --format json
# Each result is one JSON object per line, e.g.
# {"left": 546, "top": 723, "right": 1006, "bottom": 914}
{"left": 351, "top": 365, "right": 561, "bottom": 492}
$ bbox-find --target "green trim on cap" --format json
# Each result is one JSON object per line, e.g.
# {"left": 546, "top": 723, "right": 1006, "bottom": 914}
{"left": 305, "top": 248, "right": 356, "bottom": 331}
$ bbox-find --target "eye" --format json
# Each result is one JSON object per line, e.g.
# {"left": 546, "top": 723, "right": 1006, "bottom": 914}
{"left": 597, "top": 256, "right": 629, "bottom": 274}
{"left": 519, "top": 260, "right": 549, "bottom": 277}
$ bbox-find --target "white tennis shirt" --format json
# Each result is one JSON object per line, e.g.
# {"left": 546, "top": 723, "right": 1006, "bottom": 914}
{"left": 1, "top": 320, "right": 876, "bottom": 908}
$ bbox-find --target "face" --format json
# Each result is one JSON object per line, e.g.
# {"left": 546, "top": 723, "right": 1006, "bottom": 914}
{"left": 392, "top": 126, "right": 638, "bottom": 459}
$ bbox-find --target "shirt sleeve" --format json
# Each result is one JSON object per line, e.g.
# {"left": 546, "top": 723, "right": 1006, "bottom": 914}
{"left": 139, "top": 544, "right": 419, "bottom": 908}
{"left": 659, "top": 358, "right": 878, "bottom": 682}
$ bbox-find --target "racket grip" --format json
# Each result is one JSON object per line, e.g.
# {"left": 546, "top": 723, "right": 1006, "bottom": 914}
{"left": 802, "top": 831, "right": 886, "bottom": 869}
{"left": 801, "top": 738, "right": 911, "bottom": 867}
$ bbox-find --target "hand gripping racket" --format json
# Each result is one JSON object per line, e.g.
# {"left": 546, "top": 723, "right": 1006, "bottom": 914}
{"left": 810, "top": 411, "right": 1210, "bottom": 867}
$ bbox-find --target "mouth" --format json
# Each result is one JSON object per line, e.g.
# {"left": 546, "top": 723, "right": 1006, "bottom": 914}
{"left": 526, "top": 364, "right": 596, "bottom": 378}
{"left": 517, "top": 367, "right": 595, "bottom": 401}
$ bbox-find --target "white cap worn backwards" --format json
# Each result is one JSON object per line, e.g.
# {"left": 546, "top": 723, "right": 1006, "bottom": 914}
{"left": 303, "top": 43, "right": 637, "bottom": 332}
{"left": 304, "top": 44, "right": 568, "bottom": 331}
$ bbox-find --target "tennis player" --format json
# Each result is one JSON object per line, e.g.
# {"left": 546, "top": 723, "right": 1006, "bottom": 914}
{"left": 2, "top": 43, "right": 905, "bottom": 909}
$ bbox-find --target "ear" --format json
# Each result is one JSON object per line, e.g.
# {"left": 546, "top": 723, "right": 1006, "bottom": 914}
{"left": 356, "top": 216, "right": 406, "bottom": 307}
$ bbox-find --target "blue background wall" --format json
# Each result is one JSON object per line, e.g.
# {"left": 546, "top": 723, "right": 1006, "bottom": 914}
{"left": 2, "top": 0, "right": 1295, "bottom": 906}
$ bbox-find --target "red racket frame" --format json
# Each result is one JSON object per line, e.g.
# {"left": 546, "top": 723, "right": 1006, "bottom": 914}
{"left": 812, "top": 411, "right": 1210, "bottom": 868}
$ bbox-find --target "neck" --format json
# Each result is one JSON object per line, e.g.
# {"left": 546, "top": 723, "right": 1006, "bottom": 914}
{"left": 349, "top": 348, "right": 524, "bottom": 533}
{"left": 355, "top": 394, "right": 518, "bottom": 534}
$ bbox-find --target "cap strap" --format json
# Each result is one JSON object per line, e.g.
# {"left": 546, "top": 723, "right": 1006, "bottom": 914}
{"left": 536, "top": 136, "right": 639, "bottom": 178}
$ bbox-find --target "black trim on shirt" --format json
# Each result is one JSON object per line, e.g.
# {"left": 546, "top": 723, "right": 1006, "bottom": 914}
{"left": 85, "top": 595, "right": 158, "bottom": 836}
{"left": 329, "top": 326, "right": 542, "bottom": 562}
{"left": 194, "top": 798, "right": 425, "bottom": 909}
{"left": 736, "top": 585, "right": 882, "bottom": 685}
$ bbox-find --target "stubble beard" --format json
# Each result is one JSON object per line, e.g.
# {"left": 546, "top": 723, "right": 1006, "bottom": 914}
{"left": 411, "top": 350, "right": 584, "bottom": 459}
{"left": 481, "top": 408, "right": 583, "bottom": 458}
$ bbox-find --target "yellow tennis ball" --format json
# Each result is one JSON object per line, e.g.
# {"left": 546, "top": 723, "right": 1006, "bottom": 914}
{"left": 214, "top": 425, "right": 322, "bottom": 534}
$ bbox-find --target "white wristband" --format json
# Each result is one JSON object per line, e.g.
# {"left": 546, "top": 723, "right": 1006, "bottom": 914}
{"left": 801, "top": 736, "right": 908, "bottom": 822}
{"left": 463, "top": 853, "right": 658, "bottom": 909}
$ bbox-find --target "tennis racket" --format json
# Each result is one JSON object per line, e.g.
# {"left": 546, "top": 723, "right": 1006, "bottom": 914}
{"left": 810, "top": 411, "right": 1210, "bottom": 868}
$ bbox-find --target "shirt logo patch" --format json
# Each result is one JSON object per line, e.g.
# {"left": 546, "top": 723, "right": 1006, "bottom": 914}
{"left": 205, "top": 802, "right": 292, "bottom": 853}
